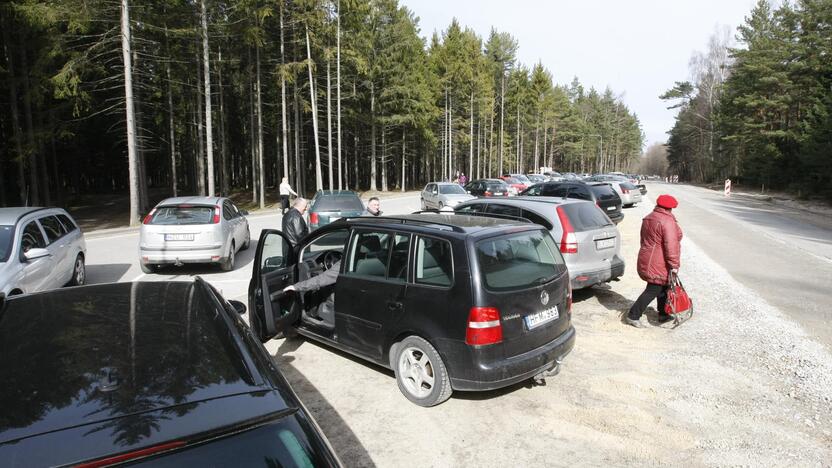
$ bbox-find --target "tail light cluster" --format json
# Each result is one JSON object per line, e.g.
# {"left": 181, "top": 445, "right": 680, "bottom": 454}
{"left": 309, "top": 212, "right": 319, "bottom": 225}
{"left": 142, "top": 208, "right": 156, "bottom": 225}
{"left": 465, "top": 307, "right": 503, "bottom": 345}
{"left": 211, "top": 205, "right": 221, "bottom": 224}
{"left": 556, "top": 206, "right": 578, "bottom": 254}
{"left": 484, "top": 191, "right": 493, "bottom": 197}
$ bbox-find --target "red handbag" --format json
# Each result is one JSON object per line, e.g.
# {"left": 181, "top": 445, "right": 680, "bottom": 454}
{"left": 665, "top": 272, "right": 693, "bottom": 326}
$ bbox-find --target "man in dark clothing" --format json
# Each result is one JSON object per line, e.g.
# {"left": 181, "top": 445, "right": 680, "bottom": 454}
{"left": 626, "top": 194, "right": 683, "bottom": 328}
{"left": 282, "top": 198, "right": 309, "bottom": 246}
{"left": 364, "top": 197, "right": 382, "bottom": 216}
{"left": 284, "top": 260, "right": 340, "bottom": 328}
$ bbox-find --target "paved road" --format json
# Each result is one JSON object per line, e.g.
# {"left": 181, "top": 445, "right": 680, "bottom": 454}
{"left": 645, "top": 182, "right": 832, "bottom": 348}
{"left": 83, "top": 194, "right": 421, "bottom": 302}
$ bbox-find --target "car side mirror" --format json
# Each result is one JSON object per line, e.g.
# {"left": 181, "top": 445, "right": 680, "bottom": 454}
{"left": 239, "top": 210, "right": 249, "bottom": 216}
{"left": 228, "top": 299, "right": 247, "bottom": 315}
{"left": 24, "top": 248, "right": 51, "bottom": 261}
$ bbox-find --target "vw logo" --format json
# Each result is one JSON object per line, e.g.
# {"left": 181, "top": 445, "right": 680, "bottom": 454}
{"left": 540, "top": 290, "right": 549, "bottom": 306}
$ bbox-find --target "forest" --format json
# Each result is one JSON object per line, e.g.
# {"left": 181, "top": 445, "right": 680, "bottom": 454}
{"left": 0, "top": 0, "right": 644, "bottom": 224}
{"left": 662, "top": 0, "right": 832, "bottom": 200}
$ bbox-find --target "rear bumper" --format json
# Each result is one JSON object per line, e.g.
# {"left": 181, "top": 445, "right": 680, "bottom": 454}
{"left": 570, "top": 258, "right": 625, "bottom": 289}
{"left": 140, "top": 244, "right": 225, "bottom": 265}
{"left": 449, "top": 326, "right": 576, "bottom": 392}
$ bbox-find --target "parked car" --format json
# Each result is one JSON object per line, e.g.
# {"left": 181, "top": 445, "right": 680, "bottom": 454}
{"left": 0, "top": 281, "right": 341, "bottom": 467}
{"left": 139, "top": 196, "right": 250, "bottom": 273}
{"left": 500, "top": 174, "right": 530, "bottom": 194}
{"left": 420, "top": 182, "right": 476, "bottom": 210}
{"left": 543, "top": 171, "right": 564, "bottom": 181}
{"left": 464, "top": 179, "right": 511, "bottom": 197}
{"left": 455, "top": 197, "right": 624, "bottom": 290}
{"left": 308, "top": 190, "right": 365, "bottom": 231}
{"left": 520, "top": 181, "right": 624, "bottom": 224}
{"left": 525, "top": 174, "right": 548, "bottom": 184}
{"left": 607, "top": 180, "right": 642, "bottom": 207}
{"left": 0, "top": 207, "right": 86, "bottom": 297}
{"left": 248, "top": 214, "right": 576, "bottom": 407}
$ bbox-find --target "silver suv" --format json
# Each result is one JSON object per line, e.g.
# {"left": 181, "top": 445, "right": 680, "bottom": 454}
{"left": 139, "top": 196, "right": 250, "bottom": 273}
{"left": 0, "top": 207, "right": 87, "bottom": 297}
{"left": 455, "top": 197, "right": 624, "bottom": 289}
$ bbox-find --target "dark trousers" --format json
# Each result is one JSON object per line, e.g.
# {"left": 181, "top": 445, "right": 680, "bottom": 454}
{"left": 280, "top": 195, "right": 290, "bottom": 213}
{"left": 628, "top": 283, "right": 669, "bottom": 320}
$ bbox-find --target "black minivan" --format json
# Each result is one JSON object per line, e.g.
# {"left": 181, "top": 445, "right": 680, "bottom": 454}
{"left": 249, "top": 214, "right": 576, "bottom": 407}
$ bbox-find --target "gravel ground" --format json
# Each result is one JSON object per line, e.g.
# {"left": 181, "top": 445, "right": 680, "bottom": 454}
{"left": 265, "top": 196, "right": 832, "bottom": 467}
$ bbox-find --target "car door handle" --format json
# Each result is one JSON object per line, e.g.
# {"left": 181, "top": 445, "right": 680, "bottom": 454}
{"left": 387, "top": 301, "right": 403, "bottom": 312}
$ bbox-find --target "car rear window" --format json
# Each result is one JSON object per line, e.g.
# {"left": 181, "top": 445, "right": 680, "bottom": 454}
{"left": 485, "top": 182, "right": 507, "bottom": 191}
{"left": 312, "top": 194, "right": 364, "bottom": 211}
{"left": 621, "top": 182, "right": 638, "bottom": 190}
{"left": 589, "top": 184, "right": 618, "bottom": 202}
{"left": 0, "top": 225, "right": 13, "bottom": 263}
{"left": 560, "top": 203, "right": 613, "bottom": 231}
{"left": 439, "top": 185, "right": 466, "bottom": 194}
{"left": 150, "top": 205, "right": 215, "bottom": 225}
{"left": 476, "top": 230, "right": 566, "bottom": 291}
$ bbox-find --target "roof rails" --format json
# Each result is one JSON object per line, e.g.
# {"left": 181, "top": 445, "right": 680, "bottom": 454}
{"left": 411, "top": 210, "right": 532, "bottom": 225}
{"left": 349, "top": 215, "right": 466, "bottom": 233}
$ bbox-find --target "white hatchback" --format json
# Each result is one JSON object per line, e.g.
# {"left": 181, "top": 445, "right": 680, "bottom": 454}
{"left": 139, "top": 196, "right": 250, "bottom": 273}
{"left": 0, "top": 207, "right": 87, "bottom": 297}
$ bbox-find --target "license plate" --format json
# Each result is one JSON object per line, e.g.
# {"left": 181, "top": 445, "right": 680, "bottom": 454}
{"left": 606, "top": 206, "right": 616, "bottom": 211}
{"left": 165, "top": 233, "right": 194, "bottom": 241}
{"left": 493, "top": 192, "right": 503, "bottom": 196}
{"left": 524, "top": 306, "right": 559, "bottom": 330}
{"left": 595, "top": 238, "right": 615, "bottom": 250}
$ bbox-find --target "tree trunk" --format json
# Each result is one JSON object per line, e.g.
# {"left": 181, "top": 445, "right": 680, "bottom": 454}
{"left": 280, "top": 5, "right": 290, "bottom": 183}
{"left": 2, "top": 25, "right": 27, "bottom": 204}
{"left": 19, "top": 45, "right": 40, "bottom": 206}
{"left": 121, "top": 0, "right": 140, "bottom": 225}
{"left": 293, "top": 83, "right": 302, "bottom": 193}
{"left": 468, "top": 90, "right": 474, "bottom": 179}
{"left": 442, "top": 90, "right": 447, "bottom": 180}
{"left": 533, "top": 111, "right": 540, "bottom": 172}
{"left": 326, "top": 59, "right": 333, "bottom": 189}
{"left": 256, "top": 45, "right": 265, "bottom": 208}
{"left": 336, "top": 0, "right": 342, "bottom": 189}
{"left": 381, "top": 125, "right": 387, "bottom": 191}
{"left": 488, "top": 106, "right": 495, "bottom": 178}
{"left": 401, "top": 129, "right": 406, "bottom": 192}
{"left": 306, "top": 26, "right": 323, "bottom": 191}
{"left": 196, "top": 44, "right": 206, "bottom": 195}
{"left": 166, "top": 55, "right": 177, "bottom": 197}
{"left": 218, "top": 47, "right": 229, "bottom": 195}
{"left": 200, "top": 0, "right": 215, "bottom": 196}
{"left": 449, "top": 96, "right": 453, "bottom": 178}
{"left": 499, "top": 73, "right": 505, "bottom": 175}
{"left": 370, "top": 84, "right": 377, "bottom": 191}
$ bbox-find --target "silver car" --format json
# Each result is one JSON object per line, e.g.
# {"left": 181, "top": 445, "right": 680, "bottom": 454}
{"left": 420, "top": 182, "right": 475, "bottom": 210}
{"left": 0, "top": 207, "right": 87, "bottom": 297}
{"left": 608, "top": 181, "right": 642, "bottom": 207}
{"left": 455, "top": 197, "right": 624, "bottom": 290}
{"left": 139, "top": 196, "right": 250, "bottom": 273}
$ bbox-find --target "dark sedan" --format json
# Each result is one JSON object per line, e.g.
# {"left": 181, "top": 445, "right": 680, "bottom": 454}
{"left": 0, "top": 281, "right": 340, "bottom": 467}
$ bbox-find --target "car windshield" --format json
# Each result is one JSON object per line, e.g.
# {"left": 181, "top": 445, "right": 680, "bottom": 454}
{"left": 476, "top": 230, "right": 567, "bottom": 291}
{"left": 312, "top": 194, "right": 364, "bottom": 211}
{"left": 149, "top": 205, "right": 215, "bottom": 225}
{"left": 0, "top": 225, "right": 13, "bottom": 262}
{"left": 439, "top": 185, "right": 467, "bottom": 194}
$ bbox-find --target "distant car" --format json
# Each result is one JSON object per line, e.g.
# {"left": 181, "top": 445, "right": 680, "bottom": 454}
{"left": 249, "top": 214, "right": 575, "bottom": 406}
{"left": 499, "top": 176, "right": 528, "bottom": 195}
{"left": 0, "top": 207, "right": 87, "bottom": 297}
{"left": 526, "top": 174, "right": 548, "bottom": 184}
{"left": 0, "top": 281, "right": 341, "bottom": 467}
{"left": 139, "top": 196, "right": 250, "bottom": 273}
{"left": 608, "top": 181, "right": 642, "bottom": 207}
{"left": 464, "top": 179, "right": 510, "bottom": 197}
{"left": 420, "top": 182, "right": 475, "bottom": 210}
{"left": 520, "top": 181, "right": 624, "bottom": 224}
{"left": 308, "top": 190, "right": 365, "bottom": 231}
{"left": 456, "top": 197, "right": 625, "bottom": 290}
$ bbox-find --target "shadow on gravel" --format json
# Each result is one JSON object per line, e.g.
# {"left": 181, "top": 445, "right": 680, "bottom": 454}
{"left": 272, "top": 337, "right": 376, "bottom": 468}
{"left": 86, "top": 263, "right": 132, "bottom": 284}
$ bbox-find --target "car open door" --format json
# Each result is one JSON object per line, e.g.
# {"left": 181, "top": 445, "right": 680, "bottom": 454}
{"left": 249, "top": 229, "right": 298, "bottom": 342}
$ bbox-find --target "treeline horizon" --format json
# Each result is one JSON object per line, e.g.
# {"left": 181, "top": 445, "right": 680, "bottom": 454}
{"left": 662, "top": 0, "right": 832, "bottom": 200}
{"left": 0, "top": 0, "right": 643, "bottom": 223}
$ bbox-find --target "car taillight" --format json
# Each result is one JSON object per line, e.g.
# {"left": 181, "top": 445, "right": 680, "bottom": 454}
{"left": 484, "top": 191, "right": 492, "bottom": 197}
{"left": 622, "top": 187, "right": 630, "bottom": 194}
{"left": 465, "top": 307, "right": 503, "bottom": 345}
{"left": 211, "top": 205, "right": 221, "bottom": 224}
{"left": 142, "top": 208, "right": 156, "bottom": 225}
{"left": 76, "top": 440, "right": 186, "bottom": 468}
{"left": 556, "top": 206, "right": 578, "bottom": 254}
{"left": 309, "top": 212, "right": 319, "bottom": 224}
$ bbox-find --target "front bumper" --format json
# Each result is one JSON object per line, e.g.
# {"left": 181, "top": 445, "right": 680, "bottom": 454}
{"left": 570, "top": 258, "right": 626, "bottom": 289}
{"left": 449, "top": 326, "right": 576, "bottom": 392}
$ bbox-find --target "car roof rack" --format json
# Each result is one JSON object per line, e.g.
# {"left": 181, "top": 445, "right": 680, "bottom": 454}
{"left": 346, "top": 215, "right": 467, "bottom": 233}
{"left": 411, "top": 210, "right": 532, "bottom": 225}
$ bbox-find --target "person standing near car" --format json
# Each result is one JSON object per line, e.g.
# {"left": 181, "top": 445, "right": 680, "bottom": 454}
{"left": 279, "top": 177, "right": 298, "bottom": 214}
{"left": 626, "top": 194, "right": 683, "bottom": 328}
{"left": 364, "top": 197, "right": 382, "bottom": 216}
{"left": 282, "top": 198, "right": 309, "bottom": 246}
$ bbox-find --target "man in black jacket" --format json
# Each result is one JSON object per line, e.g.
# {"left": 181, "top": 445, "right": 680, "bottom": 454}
{"left": 282, "top": 198, "right": 309, "bottom": 245}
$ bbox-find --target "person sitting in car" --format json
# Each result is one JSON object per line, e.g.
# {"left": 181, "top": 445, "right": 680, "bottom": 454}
{"left": 283, "top": 261, "right": 340, "bottom": 328}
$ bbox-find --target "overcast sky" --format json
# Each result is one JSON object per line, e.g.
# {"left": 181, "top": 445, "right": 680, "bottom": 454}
{"left": 400, "top": 0, "right": 757, "bottom": 150}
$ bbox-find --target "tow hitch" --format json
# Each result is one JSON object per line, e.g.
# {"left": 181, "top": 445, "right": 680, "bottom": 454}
{"left": 532, "top": 359, "right": 562, "bottom": 385}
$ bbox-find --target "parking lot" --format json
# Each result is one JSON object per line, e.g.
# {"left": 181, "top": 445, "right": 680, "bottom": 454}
{"left": 79, "top": 185, "right": 832, "bottom": 466}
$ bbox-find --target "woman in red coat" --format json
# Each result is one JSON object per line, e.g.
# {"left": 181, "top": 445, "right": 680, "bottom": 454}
{"left": 626, "top": 194, "right": 683, "bottom": 328}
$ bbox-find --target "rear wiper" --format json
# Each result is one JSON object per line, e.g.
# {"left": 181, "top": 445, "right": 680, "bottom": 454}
{"left": 532, "top": 275, "right": 553, "bottom": 285}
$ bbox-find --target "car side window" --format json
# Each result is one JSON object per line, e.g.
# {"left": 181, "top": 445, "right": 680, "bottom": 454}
{"left": 346, "top": 230, "right": 392, "bottom": 279}
{"left": 222, "top": 201, "right": 234, "bottom": 220}
{"left": 524, "top": 185, "right": 541, "bottom": 196}
{"left": 414, "top": 236, "right": 453, "bottom": 287}
{"left": 521, "top": 209, "right": 553, "bottom": 229}
{"left": 302, "top": 228, "right": 350, "bottom": 261}
{"left": 486, "top": 204, "right": 521, "bottom": 217}
{"left": 20, "top": 221, "right": 46, "bottom": 253}
{"left": 573, "top": 187, "right": 592, "bottom": 201}
{"left": 38, "top": 216, "right": 67, "bottom": 244}
{"left": 456, "top": 203, "right": 485, "bottom": 213}
{"left": 56, "top": 214, "right": 77, "bottom": 232}
{"left": 388, "top": 234, "right": 411, "bottom": 282}
{"left": 541, "top": 185, "right": 564, "bottom": 197}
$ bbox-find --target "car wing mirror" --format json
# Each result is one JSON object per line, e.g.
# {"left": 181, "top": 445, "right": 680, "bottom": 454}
{"left": 24, "top": 248, "right": 51, "bottom": 261}
{"left": 228, "top": 299, "right": 247, "bottom": 315}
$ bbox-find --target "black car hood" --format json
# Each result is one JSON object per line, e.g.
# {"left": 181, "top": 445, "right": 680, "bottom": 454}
{"left": 0, "top": 282, "right": 267, "bottom": 444}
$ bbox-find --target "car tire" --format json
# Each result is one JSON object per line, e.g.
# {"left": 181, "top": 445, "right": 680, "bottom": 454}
{"left": 241, "top": 228, "right": 251, "bottom": 250}
{"left": 140, "top": 262, "right": 154, "bottom": 274}
{"left": 67, "top": 254, "right": 85, "bottom": 286}
{"left": 391, "top": 336, "right": 452, "bottom": 407}
{"left": 221, "top": 242, "right": 235, "bottom": 271}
